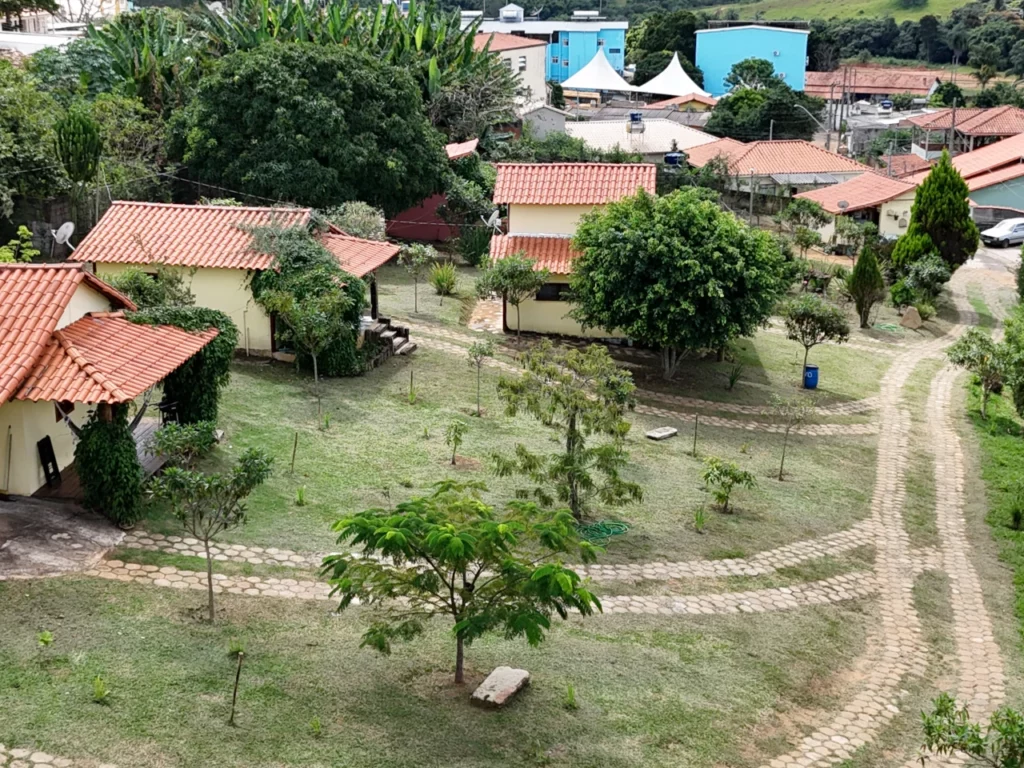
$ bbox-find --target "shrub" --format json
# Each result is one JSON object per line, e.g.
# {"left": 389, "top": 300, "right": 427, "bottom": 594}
{"left": 457, "top": 227, "right": 492, "bottom": 268}
{"left": 323, "top": 201, "right": 386, "bottom": 241}
{"left": 904, "top": 253, "right": 951, "bottom": 300}
{"left": 429, "top": 261, "right": 458, "bottom": 296}
{"left": 107, "top": 264, "right": 195, "bottom": 308}
{"left": 846, "top": 246, "right": 886, "bottom": 328}
{"left": 75, "top": 405, "right": 143, "bottom": 527}
{"left": 890, "top": 279, "right": 916, "bottom": 312}
{"left": 915, "top": 301, "right": 936, "bottom": 321}
{"left": 701, "top": 456, "right": 756, "bottom": 514}
{"left": 148, "top": 421, "right": 217, "bottom": 469}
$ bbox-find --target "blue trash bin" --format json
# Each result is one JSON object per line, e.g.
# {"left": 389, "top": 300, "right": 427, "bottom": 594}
{"left": 803, "top": 364, "right": 819, "bottom": 390}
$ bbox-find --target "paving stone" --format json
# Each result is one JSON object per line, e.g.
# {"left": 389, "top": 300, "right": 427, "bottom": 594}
{"left": 470, "top": 667, "right": 530, "bottom": 709}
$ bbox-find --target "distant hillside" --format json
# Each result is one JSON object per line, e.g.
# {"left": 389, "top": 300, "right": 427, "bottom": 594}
{"left": 729, "top": 0, "right": 971, "bottom": 21}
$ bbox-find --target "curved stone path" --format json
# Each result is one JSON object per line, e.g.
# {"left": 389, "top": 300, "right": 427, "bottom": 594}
{"left": 0, "top": 745, "right": 111, "bottom": 768}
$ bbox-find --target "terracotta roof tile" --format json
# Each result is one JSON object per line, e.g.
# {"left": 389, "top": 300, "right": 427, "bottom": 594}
{"left": 646, "top": 93, "right": 719, "bottom": 108}
{"left": 903, "top": 131, "right": 1024, "bottom": 185}
{"left": 490, "top": 234, "right": 577, "bottom": 274}
{"left": 0, "top": 264, "right": 135, "bottom": 406}
{"left": 904, "top": 106, "right": 1024, "bottom": 136}
{"left": 75, "top": 201, "right": 312, "bottom": 271}
{"left": 804, "top": 67, "right": 944, "bottom": 98}
{"left": 17, "top": 312, "right": 218, "bottom": 404}
{"left": 795, "top": 172, "right": 916, "bottom": 214}
{"left": 319, "top": 234, "right": 400, "bottom": 278}
{"left": 474, "top": 32, "right": 548, "bottom": 52}
{"left": 884, "top": 153, "right": 932, "bottom": 177}
{"left": 686, "top": 139, "right": 869, "bottom": 175}
{"left": 964, "top": 163, "right": 1024, "bottom": 191}
{"left": 493, "top": 163, "right": 657, "bottom": 205}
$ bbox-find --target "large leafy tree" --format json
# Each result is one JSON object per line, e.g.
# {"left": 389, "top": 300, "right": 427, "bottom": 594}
{"left": 475, "top": 252, "right": 549, "bottom": 338}
{"left": 0, "top": 62, "right": 63, "bottom": 221}
{"left": 571, "top": 188, "right": 788, "bottom": 379}
{"left": 174, "top": 43, "right": 448, "bottom": 216}
{"left": 28, "top": 38, "right": 118, "bottom": 103}
{"left": 321, "top": 481, "right": 602, "bottom": 684}
{"left": 493, "top": 341, "right": 642, "bottom": 520}
{"left": 893, "top": 150, "right": 978, "bottom": 269}
{"left": 626, "top": 10, "right": 698, "bottom": 64}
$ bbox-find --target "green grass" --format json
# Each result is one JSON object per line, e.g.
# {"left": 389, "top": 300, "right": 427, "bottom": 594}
{"left": 730, "top": 0, "right": 968, "bottom": 22}
{"left": 141, "top": 347, "right": 876, "bottom": 566}
{"left": 901, "top": 358, "right": 945, "bottom": 549}
{"left": 376, "top": 263, "right": 478, "bottom": 327}
{"left": 0, "top": 577, "right": 870, "bottom": 768}
{"left": 963, "top": 381, "right": 1024, "bottom": 642}
{"left": 968, "top": 287, "right": 996, "bottom": 333}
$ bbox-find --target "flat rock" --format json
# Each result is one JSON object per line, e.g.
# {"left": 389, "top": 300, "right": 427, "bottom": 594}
{"left": 900, "top": 306, "right": 923, "bottom": 330}
{"left": 470, "top": 666, "right": 530, "bottom": 709}
{"left": 646, "top": 426, "right": 678, "bottom": 441}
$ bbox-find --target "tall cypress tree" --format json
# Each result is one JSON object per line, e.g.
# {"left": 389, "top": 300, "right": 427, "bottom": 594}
{"left": 848, "top": 246, "right": 886, "bottom": 328}
{"left": 894, "top": 149, "right": 978, "bottom": 268}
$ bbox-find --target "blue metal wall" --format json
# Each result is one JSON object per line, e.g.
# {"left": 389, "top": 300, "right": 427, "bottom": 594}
{"left": 695, "top": 27, "right": 809, "bottom": 97}
{"left": 969, "top": 178, "right": 1024, "bottom": 209}
{"left": 546, "top": 28, "right": 627, "bottom": 83}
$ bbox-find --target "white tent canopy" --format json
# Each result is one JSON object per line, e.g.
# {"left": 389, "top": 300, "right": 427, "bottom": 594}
{"left": 562, "top": 49, "right": 636, "bottom": 92}
{"left": 635, "top": 53, "right": 710, "bottom": 98}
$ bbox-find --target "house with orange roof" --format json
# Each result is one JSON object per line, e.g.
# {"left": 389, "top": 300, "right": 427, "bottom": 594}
{"left": 685, "top": 139, "right": 871, "bottom": 198}
{"left": 646, "top": 93, "right": 718, "bottom": 112}
{"left": 902, "top": 106, "right": 1024, "bottom": 159}
{"left": 0, "top": 263, "right": 219, "bottom": 497}
{"left": 75, "top": 202, "right": 400, "bottom": 357}
{"left": 475, "top": 32, "right": 547, "bottom": 111}
{"left": 795, "top": 172, "right": 917, "bottom": 243}
{"left": 489, "top": 162, "right": 656, "bottom": 336}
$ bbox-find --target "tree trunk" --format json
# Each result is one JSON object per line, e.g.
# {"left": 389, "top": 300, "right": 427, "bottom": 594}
{"left": 716, "top": 347, "right": 725, "bottom": 362}
{"left": 778, "top": 428, "right": 790, "bottom": 481}
{"left": 204, "top": 539, "right": 216, "bottom": 623}
{"left": 981, "top": 388, "right": 990, "bottom": 419}
{"left": 566, "top": 412, "right": 581, "bottom": 520}
{"left": 515, "top": 303, "right": 521, "bottom": 339}
{"left": 312, "top": 354, "right": 320, "bottom": 415}
{"left": 662, "top": 347, "right": 681, "bottom": 379}
{"left": 476, "top": 366, "right": 482, "bottom": 417}
{"left": 802, "top": 346, "right": 811, "bottom": 387}
{"left": 455, "top": 635, "right": 465, "bottom": 684}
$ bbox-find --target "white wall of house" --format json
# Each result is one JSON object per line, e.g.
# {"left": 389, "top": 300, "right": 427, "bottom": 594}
{"left": 514, "top": 275, "right": 619, "bottom": 338}
{"left": 94, "top": 264, "right": 273, "bottom": 355}
{"left": 0, "top": 399, "right": 87, "bottom": 496}
{"left": 508, "top": 204, "right": 597, "bottom": 235}
{"left": 501, "top": 44, "right": 548, "bottom": 111}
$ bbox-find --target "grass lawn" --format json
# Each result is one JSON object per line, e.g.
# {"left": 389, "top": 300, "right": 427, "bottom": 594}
{"left": 0, "top": 577, "right": 870, "bottom": 768}
{"left": 376, "top": 263, "right": 478, "bottom": 328}
{"left": 730, "top": 0, "right": 967, "bottom": 22}
{"left": 139, "top": 348, "right": 876, "bottom": 566}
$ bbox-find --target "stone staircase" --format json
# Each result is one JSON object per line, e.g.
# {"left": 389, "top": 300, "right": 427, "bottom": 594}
{"left": 362, "top": 315, "right": 417, "bottom": 367}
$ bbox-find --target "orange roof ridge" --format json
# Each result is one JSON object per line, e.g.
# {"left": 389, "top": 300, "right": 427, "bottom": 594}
{"left": 107, "top": 200, "right": 311, "bottom": 214}
{"left": 494, "top": 163, "right": 657, "bottom": 205}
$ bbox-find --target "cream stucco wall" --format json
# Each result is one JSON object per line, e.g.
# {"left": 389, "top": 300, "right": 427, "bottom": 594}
{"left": 0, "top": 399, "right": 88, "bottom": 496}
{"left": 501, "top": 44, "right": 547, "bottom": 111}
{"left": 58, "top": 283, "right": 112, "bottom": 329}
{"left": 879, "top": 193, "right": 915, "bottom": 238}
{"left": 508, "top": 204, "right": 602, "bottom": 236}
{"left": 511, "top": 276, "right": 620, "bottom": 339}
{"left": 94, "top": 263, "right": 273, "bottom": 355}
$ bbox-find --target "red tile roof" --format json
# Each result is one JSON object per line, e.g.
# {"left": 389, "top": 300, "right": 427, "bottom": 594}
{"left": 646, "top": 94, "right": 719, "bottom": 108}
{"left": 884, "top": 153, "right": 932, "bottom": 178}
{"left": 445, "top": 139, "right": 480, "bottom": 161}
{"left": 0, "top": 264, "right": 135, "bottom": 406}
{"left": 17, "top": 312, "right": 218, "bottom": 404}
{"left": 903, "top": 131, "right": 1024, "bottom": 185}
{"left": 964, "top": 162, "right": 1024, "bottom": 192}
{"left": 795, "top": 172, "right": 916, "bottom": 214}
{"left": 490, "top": 234, "right": 577, "bottom": 274}
{"left": 474, "top": 32, "right": 547, "bottom": 52}
{"left": 493, "top": 163, "right": 657, "bottom": 205}
{"left": 75, "top": 201, "right": 312, "bottom": 271}
{"left": 686, "top": 139, "right": 869, "bottom": 175}
{"left": 804, "top": 67, "right": 943, "bottom": 98}
{"left": 904, "top": 106, "right": 1024, "bottom": 137}
{"left": 319, "top": 234, "right": 400, "bottom": 278}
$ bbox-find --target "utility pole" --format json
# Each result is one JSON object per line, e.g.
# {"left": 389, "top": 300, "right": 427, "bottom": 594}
{"left": 749, "top": 168, "right": 756, "bottom": 223}
{"left": 948, "top": 98, "right": 958, "bottom": 157}
{"left": 826, "top": 83, "right": 837, "bottom": 151}
{"left": 769, "top": 119, "right": 775, "bottom": 141}
{"left": 887, "top": 140, "right": 895, "bottom": 177}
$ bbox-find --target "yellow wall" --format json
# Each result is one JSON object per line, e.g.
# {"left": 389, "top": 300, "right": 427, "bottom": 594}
{"left": 508, "top": 204, "right": 601, "bottom": 236}
{"left": 0, "top": 399, "right": 87, "bottom": 496}
{"left": 879, "top": 193, "right": 915, "bottom": 238}
{"left": 95, "top": 263, "right": 272, "bottom": 355}
{"left": 58, "top": 283, "right": 112, "bottom": 328}
{"left": 511, "top": 276, "right": 620, "bottom": 338}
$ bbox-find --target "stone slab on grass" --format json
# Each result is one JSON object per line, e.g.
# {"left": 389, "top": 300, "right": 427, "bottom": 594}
{"left": 900, "top": 307, "right": 923, "bottom": 330}
{"left": 471, "top": 666, "right": 530, "bottom": 709}
{"left": 646, "top": 426, "right": 678, "bottom": 441}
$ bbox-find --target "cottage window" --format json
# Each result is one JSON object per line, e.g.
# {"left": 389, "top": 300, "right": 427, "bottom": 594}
{"left": 518, "top": 55, "right": 528, "bottom": 71}
{"left": 535, "top": 283, "right": 571, "bottom": 302}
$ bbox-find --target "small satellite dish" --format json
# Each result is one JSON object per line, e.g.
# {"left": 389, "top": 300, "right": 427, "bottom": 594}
{"left": 481, "top": 210, "right": 502, "bottom": 234}
{"left": 52, "top": 222, "right": 76, "bottom": 251}
{"left": 837, "top": 200, "right": 849, "bottom": 211}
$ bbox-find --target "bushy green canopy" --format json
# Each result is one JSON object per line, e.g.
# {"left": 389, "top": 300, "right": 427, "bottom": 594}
{"left": 571, "top": 188, "right": 788, "bottom": 376}
{"left": 173, "top": 43, "right": 449, "bottom": 216}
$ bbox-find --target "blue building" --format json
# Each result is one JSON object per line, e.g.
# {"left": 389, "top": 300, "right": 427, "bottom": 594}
{"left": 695, "top": 24, "right": 810, "bottom": 97}
{"left": 472, "top": 6, "right": 628, "bottom": 84}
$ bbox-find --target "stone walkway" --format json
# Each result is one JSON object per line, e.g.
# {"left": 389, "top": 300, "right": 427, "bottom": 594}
{"left": 0, "top": 745, "right": 113, "bottom": 768}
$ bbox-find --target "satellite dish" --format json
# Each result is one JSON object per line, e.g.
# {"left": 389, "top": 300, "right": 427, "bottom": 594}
{"left": 481, "top": 210, "right": 502, "bottom": 234}
{"left": 52, "top": 222, "right": 76, "bottom": 251}
{"left": 837, "top": 200, "right": 849, "bottom": 211}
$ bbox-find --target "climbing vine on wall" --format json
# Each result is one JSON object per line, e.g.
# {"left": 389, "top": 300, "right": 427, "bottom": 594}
{"left": 74, "top": 404, "right": 143, "bottom": 527}
{"left": 128, "top": 307, "right": 238, "bottom": 423}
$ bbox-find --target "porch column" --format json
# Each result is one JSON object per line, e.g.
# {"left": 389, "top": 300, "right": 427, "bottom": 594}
{"left": 370, "top": 275, "right": 379, "bottom": 320}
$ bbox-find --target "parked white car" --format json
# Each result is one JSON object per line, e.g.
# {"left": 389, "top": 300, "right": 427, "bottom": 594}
{"left": 980, "top": 218, "right": 1024, "bottom": 247}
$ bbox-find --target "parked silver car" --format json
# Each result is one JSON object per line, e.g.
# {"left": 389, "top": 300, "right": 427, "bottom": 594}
{"left": 980, "top": 218, "right": 1024, "bottom": 247}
